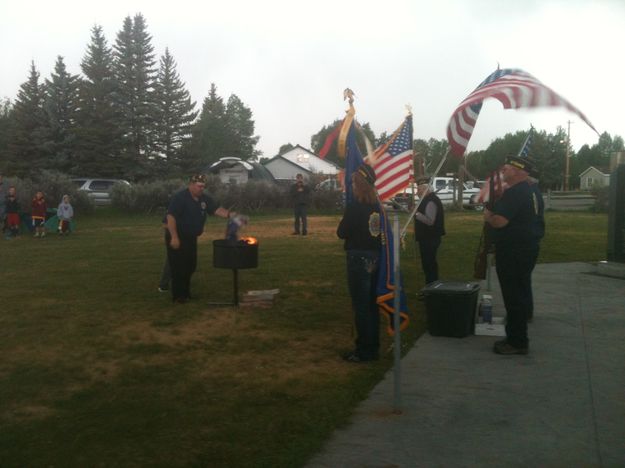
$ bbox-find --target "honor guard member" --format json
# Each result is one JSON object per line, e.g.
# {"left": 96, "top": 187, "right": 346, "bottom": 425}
{"left": 166, "top": 174, "right": 231, "bottom": 303}
{"left": 484, "top": 155, "right": 543, "bottom": 355}
{"left": 414, "top": 176, "right": 446, "bottom": 285}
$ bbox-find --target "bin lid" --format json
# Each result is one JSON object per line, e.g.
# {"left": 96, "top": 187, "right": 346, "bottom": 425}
{"left": 420, "top": 280, "right": 480, "bottom": 296}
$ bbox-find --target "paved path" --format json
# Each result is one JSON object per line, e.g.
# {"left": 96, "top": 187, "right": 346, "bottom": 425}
{"left": 307, "top": 262, "right": 625, "bottom": 468}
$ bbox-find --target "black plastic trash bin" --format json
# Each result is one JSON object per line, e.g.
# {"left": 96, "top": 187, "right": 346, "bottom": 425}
{"left": 420, "top": 281, "right": 480, "bottom": 338}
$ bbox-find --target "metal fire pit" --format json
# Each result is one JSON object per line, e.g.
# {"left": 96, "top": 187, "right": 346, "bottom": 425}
{"left": 211, "top": 238, "right": 258, "bottom": 306}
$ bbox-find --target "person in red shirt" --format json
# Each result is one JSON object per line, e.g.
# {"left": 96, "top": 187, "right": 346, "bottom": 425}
{"left": 31, "top": 191, "right": 47, "bottom": 238}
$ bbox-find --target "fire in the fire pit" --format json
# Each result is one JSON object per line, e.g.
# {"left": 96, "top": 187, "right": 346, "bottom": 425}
{"left": 240, "top": 236, "right": 257, "bottom": 245}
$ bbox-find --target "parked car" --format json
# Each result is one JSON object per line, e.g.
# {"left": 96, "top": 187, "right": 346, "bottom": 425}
{"left": 391, "top": 177, "right": 482, "bottom": 210}
{"left": 71, "top": 178, "right": 131, "bottom": 206}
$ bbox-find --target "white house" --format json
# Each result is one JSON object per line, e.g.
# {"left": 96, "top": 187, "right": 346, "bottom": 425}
{"left": 579, "top": 166, "right": 610, "bottom": 190}
{"left": 263, "top": 145, "right": 339, "bottom": 182}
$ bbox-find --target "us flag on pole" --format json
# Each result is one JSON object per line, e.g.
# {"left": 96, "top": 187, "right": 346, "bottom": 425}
{"left": 447, "top": 68, "right": 598, "bottom": 158}
{"left": 373, "top": 115, "right": 414, "bottom": 201}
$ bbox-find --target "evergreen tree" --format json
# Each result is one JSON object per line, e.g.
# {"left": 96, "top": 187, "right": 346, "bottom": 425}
{"left": 152, "top": 48, "right": 198, "bottom": 176}
{"left": 6, "top": 62, "right": 49, "bottom": 177}
{"left": 224, "top": 94, "right": 260, "bottom": 161}
{"left": 187, "top": 83, "right": 228, "bottom": 170}
{"left": 0, "top": 99, "right": 13, "bottom": 173}
{"left": 113, "top": 13, "right": 158, "bottom": 179}
{"left": 74, "top": 25, "right": 124, "bottom": 177}
{"left": 44, "top": 56, "right": 81, "bottom": 173}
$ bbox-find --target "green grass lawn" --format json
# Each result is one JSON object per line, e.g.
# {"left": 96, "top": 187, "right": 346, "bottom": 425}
{"left": 0, "top": 209, "right": 607, "bottom": 467}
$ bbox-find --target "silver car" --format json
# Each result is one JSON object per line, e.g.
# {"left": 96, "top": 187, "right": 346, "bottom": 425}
{"left": 72, "top": 178, "right": 131, "bottom": 206}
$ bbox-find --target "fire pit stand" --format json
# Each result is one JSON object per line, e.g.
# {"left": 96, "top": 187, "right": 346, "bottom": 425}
{"left": 210, "top": 239, "right": 258, "bottom": 307}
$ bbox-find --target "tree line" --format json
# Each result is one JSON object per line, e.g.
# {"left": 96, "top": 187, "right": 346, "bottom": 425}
{"left": 0, "top": 13, "right": 259, "bottom": 181}
{"left": 0, "top": 12, "right": 622, "bottom": 189}
{"left": 305, "top": 120, "right": 624, "bottom": 190}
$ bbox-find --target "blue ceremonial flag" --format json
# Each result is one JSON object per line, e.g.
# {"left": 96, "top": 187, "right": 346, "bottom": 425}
{"left": 376, "top": 206, "right": 409, "bottom": 335}
{"left": 344, "top": 120, "right": 365, "bottom": 205}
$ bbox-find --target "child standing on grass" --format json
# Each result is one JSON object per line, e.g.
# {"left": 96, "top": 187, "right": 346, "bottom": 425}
{"left": 57, "top": 194, "right": 73, "bottom": 235}
{"left": 31, "top": 191, "right": 47, "bottom": 238}
{"left": 5, "top": 186, "right": 20, "bottom": 239}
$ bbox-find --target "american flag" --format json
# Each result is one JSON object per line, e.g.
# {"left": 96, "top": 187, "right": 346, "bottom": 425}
{"left": 447, "top": 68, "right": 598, "bottom": 158}
{"left": 373, "top": 115, "right": 414, "bottom": 201}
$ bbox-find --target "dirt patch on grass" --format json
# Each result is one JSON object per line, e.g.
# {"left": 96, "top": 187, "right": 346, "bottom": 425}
{"left": 3, "top": 404, "right": 57, "bottom": 423}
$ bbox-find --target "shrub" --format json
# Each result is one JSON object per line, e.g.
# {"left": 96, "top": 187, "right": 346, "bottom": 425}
{"left": 109, "top": 176, "right": 343, "bottom": 213}
{"left": 111, "top": 179, "right": 186, "bottom": 214}
{"left": 591, "top": 186, "right": 609, "bottom": 213}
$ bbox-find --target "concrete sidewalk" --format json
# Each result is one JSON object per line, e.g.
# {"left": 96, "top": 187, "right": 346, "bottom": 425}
{"left": 307, "top": 262, "right": 625, "bottom": 467}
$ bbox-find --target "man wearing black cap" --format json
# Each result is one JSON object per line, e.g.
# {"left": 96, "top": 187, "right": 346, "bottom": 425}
{"left": 414, "top": 176, "right": 445, "bottom": 285}
{"left": 166, "top": 174, "right": 231, "bottom": 303}
{"left": 484, "top": 155, "right": 543, "bottom": 355}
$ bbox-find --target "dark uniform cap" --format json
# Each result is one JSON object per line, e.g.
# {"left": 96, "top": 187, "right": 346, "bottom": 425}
{"left": 505, "top": 155, "right": 536, "bottom": 173}
{"left": 415, "top": 176, "right": 430, "bottom": 186}
{"left": 189, "top": 174, "right": 207, "bottom": 184}
{"left": 357, "top": 164, "right": 376, "bottom": 186}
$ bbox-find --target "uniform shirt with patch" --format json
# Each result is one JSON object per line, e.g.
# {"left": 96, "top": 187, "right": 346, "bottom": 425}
{"left": 336, "top": 201, "right": 381, "bottom": 251}
{"left": 168, "top": 189, "right": 219, "bottom": 237}
{"left": 492, "top": 181, "right": 539, "bottom": 247}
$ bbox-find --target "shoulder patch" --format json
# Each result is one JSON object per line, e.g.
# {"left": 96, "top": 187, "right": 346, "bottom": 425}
{"left": 368, "top": 212, "right": 381, "bottom": 237}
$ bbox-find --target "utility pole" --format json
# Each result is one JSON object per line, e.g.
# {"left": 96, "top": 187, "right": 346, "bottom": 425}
{"left": 564, "top": 120, "right": 571, "bottom": 191}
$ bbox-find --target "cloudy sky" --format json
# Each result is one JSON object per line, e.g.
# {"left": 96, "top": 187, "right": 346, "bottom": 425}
{"left": 1, "top": 0, "right": 623, "bottom": 158}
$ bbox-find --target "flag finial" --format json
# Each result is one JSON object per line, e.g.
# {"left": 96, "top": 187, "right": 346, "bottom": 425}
{"left": 343, "top": 88, "right": 355, "bottom": 104}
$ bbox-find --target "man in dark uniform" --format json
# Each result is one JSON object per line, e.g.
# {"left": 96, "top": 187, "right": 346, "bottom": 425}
{"left": 527, "top": 169, "right": 545, "bottom": 322}
{"left": 290, "top": 173, "right": 311, "bottom": 235}
{"left": 414, "top": 176, "right": 446, "bottom": 285}
{"left": 484, "top": 155, "right": 543, "bottom": 355}
{"left": 166, "top": 174, "right": 231, "bottom": 303}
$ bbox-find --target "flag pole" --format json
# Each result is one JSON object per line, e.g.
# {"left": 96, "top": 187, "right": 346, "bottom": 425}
{"left": 392, "top": 210, "right": 402, "bottom": 413}
{"left": 400, "top": 147, "right": 450, "bottom": 238}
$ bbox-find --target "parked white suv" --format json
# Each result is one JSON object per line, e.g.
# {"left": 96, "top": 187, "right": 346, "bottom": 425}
{"left": 72, "top": 178, "right": 131, "bottom": 206}
{"left": 394, "top": 177, "right": 481, "bottom": 210}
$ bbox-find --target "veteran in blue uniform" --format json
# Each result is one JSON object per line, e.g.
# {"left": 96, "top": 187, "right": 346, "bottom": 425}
{"left": 166, "top": 174, "right": 231, "bottom": 303}
{"left": 484, "top": 155, "right": 544, "bottom": 355}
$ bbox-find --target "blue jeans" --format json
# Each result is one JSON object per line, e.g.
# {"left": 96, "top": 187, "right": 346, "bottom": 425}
{"left": 346, "top": 250, "right": 380, "bottom": 360}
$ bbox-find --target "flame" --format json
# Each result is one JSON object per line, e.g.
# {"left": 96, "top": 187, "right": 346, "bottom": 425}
{"left": 241, "top": 236, "right": 258, "bottom": 245}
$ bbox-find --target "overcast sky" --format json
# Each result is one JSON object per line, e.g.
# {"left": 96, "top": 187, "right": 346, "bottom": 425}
{"left": 2, "top": 0, "right": 623, "bottom": 159}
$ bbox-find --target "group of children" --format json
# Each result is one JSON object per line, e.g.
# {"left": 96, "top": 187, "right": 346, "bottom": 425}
{"left": 2, "top": 188, "right": 74, "bottom": 239}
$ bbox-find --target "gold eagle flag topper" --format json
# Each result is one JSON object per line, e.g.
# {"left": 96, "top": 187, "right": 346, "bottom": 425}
{"left": 337, "top": 88, "right": 356, "bottom": 159}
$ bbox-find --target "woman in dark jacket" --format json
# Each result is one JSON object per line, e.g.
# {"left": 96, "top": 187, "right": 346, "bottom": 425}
{"left": 337, "top": 164, "right": 382, "bottom": 362}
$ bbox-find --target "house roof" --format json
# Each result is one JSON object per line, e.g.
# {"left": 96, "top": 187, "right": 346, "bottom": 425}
{"left": 579, "top": 166, "right": 610, "bottom": 178}
{"left": 264, "top": 144, "right": 339, "bottom": 174}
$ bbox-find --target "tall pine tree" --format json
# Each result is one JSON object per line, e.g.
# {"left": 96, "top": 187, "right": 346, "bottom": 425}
{"left": 187, "top": 83, "right": 228, "bottom": 169}
{"left": 113, "top": 13, "right": 158, "bottom": 179}
{"left": 6, "top": 62, "right": 49, "bottom": 177}
{"left": 224, "top": 94, "right": 260, "bottom": 161}
{"left": 187, "top": 84, "right": 260, "bottom": 170}
{"left": 152, "top": 48, "right": 198, "bottom": 176}
{"left": 0, "top": 99, "right": 13, "bottom": 173}
{"left": 44, "top": 56, "right": 81, "bottom": 173}
{"left": 75, "top": 25, "right": 123, "bottom": 177}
